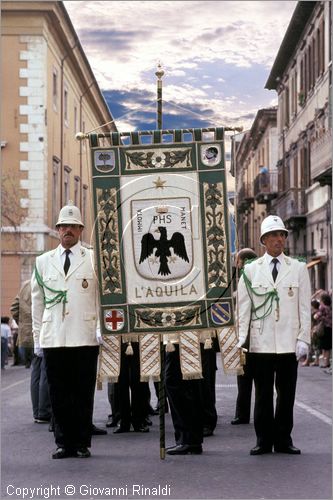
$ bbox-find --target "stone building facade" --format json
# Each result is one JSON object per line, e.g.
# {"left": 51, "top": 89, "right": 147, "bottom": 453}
{"left": 1, "top": 1, "right": 116, "bottom": 314}
{"left": 232, "top": 1, "right": 331, "bottom": 293}
{"left": 266, "top": 0, "right": 332, "bottom": 292}
{"left": 231, "top": 108, "right": 278, "bottom": 257}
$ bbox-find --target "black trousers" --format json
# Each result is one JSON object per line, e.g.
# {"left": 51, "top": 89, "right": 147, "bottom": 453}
{"left": 165, "top": 345, "right": 204, "bottom": 446}
{"left": 234, "top": 353, "right": 254, "bottom": 422}
{"left": 44, "top": 346, "right": 99, "bottom": 450}
{"left": 117, "top": 342, "right": 150, "bottom": 428}
{"left": 201, "top": 345, "right": 218, "bottom": 431}
{"left": 252, "top": 353, "right": 298, "bottom": 449}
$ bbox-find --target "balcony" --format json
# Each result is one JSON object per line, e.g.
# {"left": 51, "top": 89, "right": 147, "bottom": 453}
{"left": 254, "top": 172, "right": 278, "bottom": 204}
{"left": 311, "top": 129, "right": 332, "bottom": 186}
{"left": 237, "top": 183, "right": 254, "bottom": 212}
{"left": 273, "top": 188, "right": 307, "bottom": 230}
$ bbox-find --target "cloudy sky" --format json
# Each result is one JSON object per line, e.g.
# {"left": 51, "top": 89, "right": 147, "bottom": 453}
{"left": 64, "top": 0, "right": 297, "bottom": 134}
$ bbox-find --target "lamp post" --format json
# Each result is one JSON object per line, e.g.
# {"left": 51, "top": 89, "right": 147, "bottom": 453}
{"left": 155, "top": 63, "right": 164, "bottom": 130}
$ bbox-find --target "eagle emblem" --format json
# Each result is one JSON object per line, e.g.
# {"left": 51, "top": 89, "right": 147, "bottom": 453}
{"left": 131, "top": 198, "right": 193, "bottom": 280}
{"left": 139, "top": 226, "right": 189, "bottom": 276}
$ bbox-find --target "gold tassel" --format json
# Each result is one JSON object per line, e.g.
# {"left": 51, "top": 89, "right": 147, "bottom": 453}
{"left": 204, "top": 337, "right": 212, "bottom": 350}
{"left": 125, "top": 341, "right": 133, "bottom": 355}
{"left": 97, "top": 378, "right": 103, "bottom": 390}
{"left": 166, "top": 340, "right": 175, "bottom": 352}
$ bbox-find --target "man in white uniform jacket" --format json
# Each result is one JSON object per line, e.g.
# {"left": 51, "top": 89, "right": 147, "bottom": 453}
{"left": 31, "top": 203, "right": 100, "bottom": 459}
{"left": 237, "top": 215, "right": 311, "bottom": 455}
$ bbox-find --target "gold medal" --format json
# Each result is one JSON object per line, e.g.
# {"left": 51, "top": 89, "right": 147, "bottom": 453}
{"left": 288, "top": 287, "right": 294, "bottom": 297}
{"left": 82, "top": 279, "right": 88, "bottom": 289}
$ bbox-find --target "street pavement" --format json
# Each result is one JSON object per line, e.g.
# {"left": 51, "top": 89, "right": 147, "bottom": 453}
{"left": 1, "top": 356, "right": 331, "bottom": 500}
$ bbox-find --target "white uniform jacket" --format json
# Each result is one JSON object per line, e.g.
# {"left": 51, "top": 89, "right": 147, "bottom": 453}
{"left": 31, "top": 244, "right": 99, "bottom": 348}
{"left": 237, "top": 254, "right": 311, "bottom": 354}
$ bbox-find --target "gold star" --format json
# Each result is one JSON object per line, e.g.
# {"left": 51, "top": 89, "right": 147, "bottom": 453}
{"left": 153, "top": 176, "right": 166, "bottom": 189}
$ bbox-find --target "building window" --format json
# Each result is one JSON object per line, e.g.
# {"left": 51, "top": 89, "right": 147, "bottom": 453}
{"left": 293, "top": 155, "right": 298, "bottom": 188}
{"left": 300, "top": 145, "right": 311, "bottom": 189}
{"left": 64, "top": 165, "right": 72, "bottom": 204}
{"left": 74, "top": 176, "right": 80, "bottom": 207}
{"left": 320, "top": 227, "right": 324, "bottom": 249}
{"left": 64, "top": 85, "right": 69, "bottom": 126}
{"left": 284, "top": 87, "right": 290, "bottom": 127}
{"left": 53, "top": 68, "right": 58, "bottom": 111}
{"left": 52, "top": 157, "right": 60, "bottom": 226}
{"left": 74, "top": 104, "right": 78, "bottom": 134}
{"left": 319, "top": 20, "right": 325, "bottom": 75}
{"left": 82, "top": 120, "right": 86, "bottom": 151}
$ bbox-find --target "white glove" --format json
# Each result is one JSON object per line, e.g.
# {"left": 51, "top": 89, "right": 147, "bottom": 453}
{"left": 34, "top": 346, "right": 43, "bottom": 357}
{"left": 295, "top": 340, "right": 309, "bottom": 360}
{"left": 236, "top": 338, "right": 246, "bottom": 350}
{"left": 96, "top": 328, "right": 107, "bottom": 347}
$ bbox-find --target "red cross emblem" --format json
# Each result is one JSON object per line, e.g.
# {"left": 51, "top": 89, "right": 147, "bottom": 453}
{"left": 104, "top": 309, "right": 124, "bottom": 331}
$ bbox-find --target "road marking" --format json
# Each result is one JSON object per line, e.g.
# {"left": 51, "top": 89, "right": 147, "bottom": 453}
{"left": 295, "top": 401, "right": 332, "bottom": 426}
{"left": 1, "top": 377, "right": 29, "bottom": 393}
{"left": 216, "top": 384, "right": 332, "bottom": 426}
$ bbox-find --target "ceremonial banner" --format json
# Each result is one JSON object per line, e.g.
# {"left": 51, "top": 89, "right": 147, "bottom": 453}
{"left": 89, "top": 128, "right": 235, "bottom": 336}
{"left": 179, "top": 331, "right": 202, "bottom": 380}
{"left": 217, "top": 326, "right": 244, "bottom": 375}
{"left": 97, "top": 334, "right": 121, "bottom": 387}
{"left": 139, "top": 333, "right": 161, "bottom": 382}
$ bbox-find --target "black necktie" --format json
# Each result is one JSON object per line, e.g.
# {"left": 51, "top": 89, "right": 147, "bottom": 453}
{"left": 63, "top": 249, "right": 71, "bottom": 276}
{"left": 272, "top": 258, "right": 279, "bottom": 282}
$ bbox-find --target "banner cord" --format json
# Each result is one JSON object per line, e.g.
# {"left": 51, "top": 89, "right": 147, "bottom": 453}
{"left": 85, "top": 98, "right": 242, "bottom": 135}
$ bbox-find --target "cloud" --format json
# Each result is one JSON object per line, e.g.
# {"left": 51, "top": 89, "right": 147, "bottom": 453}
{"left": 64, "top": 0, "right": 297, "bottom": 131}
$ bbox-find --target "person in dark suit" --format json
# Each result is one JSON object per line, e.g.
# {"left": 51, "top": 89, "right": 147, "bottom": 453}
{"left": 201, "top": 334, "right": 218, "bottom": 436}
{"left": 231, "top": 248, "right": 257, "bottom": 425}
{"left": 112, "top": 340, "right": 151, "bottom": 433}
{"left": 165, "top": 339, "right": 204, "bottom": 455}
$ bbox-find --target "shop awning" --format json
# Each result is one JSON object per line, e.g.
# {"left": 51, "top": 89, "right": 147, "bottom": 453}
{"left": 307, "top": 258, "right": 322, "bottom": 269}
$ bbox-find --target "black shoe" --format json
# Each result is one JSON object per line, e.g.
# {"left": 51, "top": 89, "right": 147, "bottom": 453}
{"left": 52, "top": 447, "right": 76, "bottom": 459}
{"left": 250, "top": 445, "right": 272, "bottom": 455}
{"left": 133, "top": 424, "right": 149, "bottom": 433}
{"left": 203, "top": 427, "right": 214, "bottom": 437}
{"left": 274, "top": 445, "right": 301, "bottom": 455}
{"left": 76, "top": 447, "right": 91, "bottom": 458}
{"left": 231, "top": 417, "right": 249, "bottom": 425}
{"left": 113, "top": 425, "right": 130, "bottom": 434}
{"left": 166, "top": 444, "right": 202, "bottom": 455}
{"left": 106, "top": 415, "right": 119, "bottom": 428}
{"left": 91, "top": 424, "right": 107, "bottom": 435}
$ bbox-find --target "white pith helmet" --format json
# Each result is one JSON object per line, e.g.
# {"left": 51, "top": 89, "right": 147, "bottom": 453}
{"left": 56, "top": 201, "right": 84, "bottom": 227}
{"left": 260, "top": 215, "right": 288, "bottom": 244}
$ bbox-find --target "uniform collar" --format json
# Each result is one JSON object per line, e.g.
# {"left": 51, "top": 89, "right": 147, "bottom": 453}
{"left": 265, "top": 252, "right": 284, "bottom": 265}
{"left": 60, "top": 241, "right": 81, "bottom": 257}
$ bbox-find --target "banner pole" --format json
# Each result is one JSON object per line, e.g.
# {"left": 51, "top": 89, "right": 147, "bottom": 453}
{"left": 159, "top": 336, "right": 166, "bottom": 459}
{"left": 155, "top": 62, "right": 166, "bottom": 459}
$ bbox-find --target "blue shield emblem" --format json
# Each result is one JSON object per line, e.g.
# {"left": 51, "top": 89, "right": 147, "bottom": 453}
{"left": 211, "top": 302, "right": 231, "bottom": 325}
